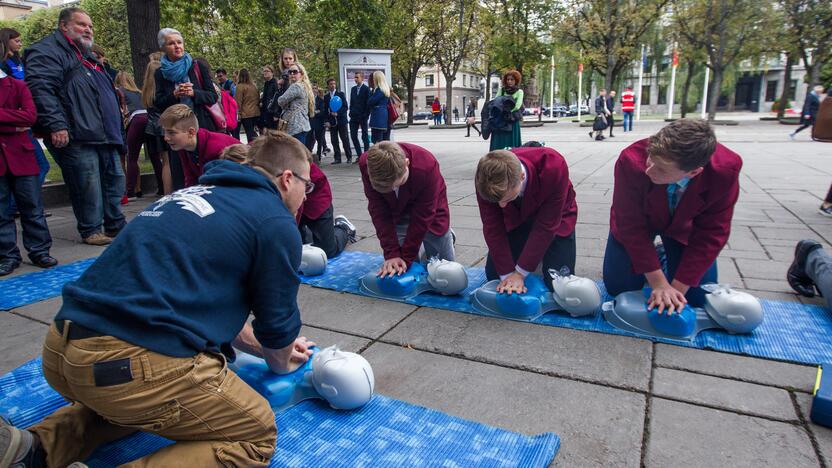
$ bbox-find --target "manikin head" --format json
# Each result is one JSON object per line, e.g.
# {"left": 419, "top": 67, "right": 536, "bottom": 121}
{"left": 312, "top": 346, "right": 375, "bottom": 410}
{"left": 299, "top": 244, "right": 327, "bottom": 276}
{"left": 702, "top": 284, "right": 763, "bottom": 334}
{"left": 426, "top": 258, "right": 468, "bottom": 295}
{"left": 550, "top": 269, "right": 603, "bottom": 317}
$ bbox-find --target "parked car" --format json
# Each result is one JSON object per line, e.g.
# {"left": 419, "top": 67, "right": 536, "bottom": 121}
{"left": 412, "top": 111, "right": 433, "bottom": 121}
{"left": 567, "top": 104, "right": 590, "bottom": 116}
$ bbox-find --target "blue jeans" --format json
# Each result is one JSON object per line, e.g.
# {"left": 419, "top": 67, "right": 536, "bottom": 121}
{"left": 6, "top": 132, "right": 50, "bottom": 216}
{"left": 0, "top": 173, "right": 52, "bottom": 262}
{"left": 292, "top": 132, "right": 307, "bottom": 145}
{"left": 46, "top": 143, "right": 126, "bottom": 238}
{"left": 602, "top": 231, "right": 718, "bottom": 307}
{"left": 622, "top": 111, "right": 634, "bottom": 132}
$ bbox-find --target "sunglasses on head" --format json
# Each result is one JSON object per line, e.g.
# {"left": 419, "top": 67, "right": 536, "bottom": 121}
{"left": 287, "top": 69, "right": 300, "bottom": 75}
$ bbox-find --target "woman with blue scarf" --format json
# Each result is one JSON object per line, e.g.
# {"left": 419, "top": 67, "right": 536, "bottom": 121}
{"left": 153, "top": 28, "right": 218, "bottom": 132}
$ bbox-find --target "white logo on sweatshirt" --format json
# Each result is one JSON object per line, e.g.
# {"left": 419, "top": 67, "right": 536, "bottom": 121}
{"left": 139, "top": 186, "right": 216, "bottom": 218}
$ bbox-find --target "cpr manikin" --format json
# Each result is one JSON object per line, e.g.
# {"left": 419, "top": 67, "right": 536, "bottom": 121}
{"left": 359, "top": 257, "right": 469, "bottom": 299}
{"left": 229, "top": 345, "right": 375, "bottom": 412}
{"left": 602, "top": 283, "right": 763, "bottom": 341}
{"left": 299, "top": 244, "right": 327, "bottom": 276}
{"left": 470, "top": 268, "right": 603, "bottom": 321}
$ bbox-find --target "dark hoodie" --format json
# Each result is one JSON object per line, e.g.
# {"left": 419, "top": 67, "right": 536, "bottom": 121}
{"left": 57, "top": 160, "right": 302, "bottom": 359}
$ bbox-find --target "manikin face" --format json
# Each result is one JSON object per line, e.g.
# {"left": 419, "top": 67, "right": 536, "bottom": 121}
{"left": 61, "top": 12, "right": 94, "bottom": 51}
{"left": 645, "top": 154, "right": 703, "bottom": 185}
{"left": 163, "top": 127, "right": 196, "bottom": 151}
{"left": 162, "top": 34, "right": 185, "bottom": 61}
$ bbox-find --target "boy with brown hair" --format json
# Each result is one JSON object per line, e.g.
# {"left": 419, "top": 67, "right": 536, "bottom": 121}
{"left": 359, "top": 141, "right": 453, "bottom": 277}
{"left": 604, "top": 118, "right": 742, "bottom": 314}
{"left": 219, "top": 143, "right": 251, "bottom": 164}
{"left": 475, "top": 147, "right": 578, "bottom": 294}
{"left": 160, "top": 103, "right": 240, "bottom": 187}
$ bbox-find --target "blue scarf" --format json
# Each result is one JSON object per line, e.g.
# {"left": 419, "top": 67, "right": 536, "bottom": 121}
{"left": 160, "top": 52, "right": 193, "bottom": 84}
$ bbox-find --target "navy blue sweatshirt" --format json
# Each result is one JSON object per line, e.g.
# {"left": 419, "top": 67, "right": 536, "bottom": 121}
{"left": 57, "top": 160, "right": 302, "bottom": 358}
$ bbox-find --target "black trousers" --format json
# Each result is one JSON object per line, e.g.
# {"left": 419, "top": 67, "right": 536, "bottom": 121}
{"left": 608, "top": 114, "right": 615, "bottom": 136}
{"left": 299, "top": 205, "right": 348, "bottom": 258}
{"left": 168, "top": 148, "right": 184, "bottom": 191}
{"left": 466, "top": 123, "right": 480, "bottom": 136}
{"left": 484, "top": 222, "right": 577, "bottom": 291}
{"left": 329, "top": 123, "right": 352, "bottom": 162}
{"left": 371, "top": 128, "right": 390, "bottom": 143}
{"left": 240, "top": 117, "right": 259, "bottom": 143}
{"left": 349, "top": 118, "right": 370, "bottom": 155}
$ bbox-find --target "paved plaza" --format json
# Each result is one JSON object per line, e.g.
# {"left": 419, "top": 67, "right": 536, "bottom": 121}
{"left": 2, "top": 118, "right": 831, "bottom": 466}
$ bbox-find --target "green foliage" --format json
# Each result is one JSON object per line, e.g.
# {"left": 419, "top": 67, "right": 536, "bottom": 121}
{"left": 82, "top": 0, "right": 131, "bottom": 71}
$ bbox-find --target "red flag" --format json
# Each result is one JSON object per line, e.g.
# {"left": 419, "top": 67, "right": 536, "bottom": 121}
{"left": 578, "top": 63, "right": 584, "bottom": 73}
{"left": 672, "top": 50, "right": 679, "bottom": 67}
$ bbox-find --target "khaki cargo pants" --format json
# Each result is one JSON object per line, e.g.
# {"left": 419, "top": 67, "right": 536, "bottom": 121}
{"left": 29, "top": 323, "right": 276, "bottom": 467}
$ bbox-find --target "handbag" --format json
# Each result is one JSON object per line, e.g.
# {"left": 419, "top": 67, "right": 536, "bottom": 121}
{"left": 466, "top": 116, "right": 476, "bottom": 125}
{"left": 192, "top": 64, "right": 228, "bottom": 131}
{"left": 387, "top": 98, "right": 400, "bottom": 126}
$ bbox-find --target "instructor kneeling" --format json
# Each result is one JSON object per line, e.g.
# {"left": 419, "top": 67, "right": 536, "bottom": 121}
{"left": 0, "top": 130, "right": 315, "bottom": 467}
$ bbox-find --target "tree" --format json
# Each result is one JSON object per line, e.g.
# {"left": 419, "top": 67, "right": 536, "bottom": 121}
{"left": 428, "top": 0, "right": 477, "bottom": 124}
{"left": 484, "top": 0, "right": 557, "bottom": 76}
{"left": 125, "top": 0, "right": 160, "bottom": 88}
{"left": 388, "top": 0, "right": 436, "bottom": 123}
{"left": 674, "top": 0, "right": 773, "bottom": 120}
{"left": 779, "top": 0, "right": 832, "bottom": 87}
{"left": 560, "top": 0, "right": 670, "bottom": 92}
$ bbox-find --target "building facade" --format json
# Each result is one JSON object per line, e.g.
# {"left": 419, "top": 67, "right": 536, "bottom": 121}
{"left": 410, "top": 64, "right": 485, "bottom": 118}
{"left": 0, "top": 0, "right": 47, "bottom": 20}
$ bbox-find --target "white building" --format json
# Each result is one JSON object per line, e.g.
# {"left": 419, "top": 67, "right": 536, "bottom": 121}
{"left": 411, "top": 63, "right": 486, "bottom": 117}
{"left": 0, "top": 0, "right": 48, "bottom": 20}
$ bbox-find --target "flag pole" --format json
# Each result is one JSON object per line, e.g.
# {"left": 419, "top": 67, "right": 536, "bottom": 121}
{"left": 667, "top": 43, "right": 678, "bottom": 119}
{"left": 636, "top": 44, "right": 645, "bottom": 121}
{"left": 577, "top": 52, "right": 583, "bottom": 121}
{"left": 549, "top": 54, "right": 555, "bottom": 118}
{"left": 701, "top": 63, "right": 710, "bottom": 119}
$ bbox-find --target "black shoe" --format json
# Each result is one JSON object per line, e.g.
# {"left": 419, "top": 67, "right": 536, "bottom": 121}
{"left": 465, "top": 134, "right": 470, "bottom": 137}
{"left": 0, "top": 259, "right": 20, "bottom": 276}
{"left": 32, "top": 255, "right": 58, "bottom": 269}
{"left": 609, "top": 134, "right": 615, "bottom": 138}
{"left": 589, "top": 131, "right": 594, "bottom": 139}
{"left": 346, "top": 158, "right": 353, "bottom": 164}
{"left": 595, "top": 136, "right": 604, "bottom": 141}
{"left": 787, "top": 240, "right": 823, "bottom": 297}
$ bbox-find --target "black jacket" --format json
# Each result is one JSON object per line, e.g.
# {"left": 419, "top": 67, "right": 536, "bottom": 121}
{"left": 268, "top": 70, "right": 291, "bottom": 116}
{"left": 153, "top": 60, "right": 218, "bottom": 132}
{"left": 323, "top": 90, "right": 349, "bottom": 126}
{"left": 24, "top": 30, "right": 122, "bottom": 144}
{"left": 260, "top": 78, "right": 277, "bottom": 117}
{"left": 801, "top": 92, "right": 820, "bottom": 124}
{"left": 606, "top": 95, "right": 615, "bottom": 113}
{"left": 595, "top": 95, "right": 608, "bottom": 115}
{"left": 349, "top": 83, "right": 370, "bottom": 120}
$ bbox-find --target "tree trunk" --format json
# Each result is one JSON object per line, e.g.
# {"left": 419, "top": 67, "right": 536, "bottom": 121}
{"left": 406, "top": 71, "right": 417, "bottom": 125}
{"left": 680, "top": 59, "right": 696, "bottom": 118}
{"left": 125, "top": 0, "right": 161, "bottom": 88}
{"left": 707, "top": 67, "right": 723, "bottom": 121}
{"left": 444, "top": 77, "right": 454, "bottom": 125}
{"left": 777, "top": 53, "right": 794, "bottom": 119}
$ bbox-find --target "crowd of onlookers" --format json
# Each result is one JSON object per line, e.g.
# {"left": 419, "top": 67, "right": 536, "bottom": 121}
{"left": 0, "top": 7, "right": 403, "bottom": 276}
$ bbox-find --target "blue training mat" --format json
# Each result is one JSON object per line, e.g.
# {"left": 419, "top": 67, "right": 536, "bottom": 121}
{"left": 303, "top": 251, "right": 832, "bottom": 366}
{"left": 0, "top": 257, "right": 96, "bottom": 310}
{"left": 0, "top": 359, "right": 560, "bottom": 467}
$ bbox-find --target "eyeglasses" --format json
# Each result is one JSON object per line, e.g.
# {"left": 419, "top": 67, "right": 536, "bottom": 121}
{"left": 287, "top": 69, "right": 300, "bottom": 75}
{"left": 292, "top": 172, "right": 315, "bottom": 194}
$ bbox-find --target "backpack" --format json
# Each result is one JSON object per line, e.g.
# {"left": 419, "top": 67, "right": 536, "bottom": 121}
{"left": 220, "top": 89, "right": 238, "bottom": 131}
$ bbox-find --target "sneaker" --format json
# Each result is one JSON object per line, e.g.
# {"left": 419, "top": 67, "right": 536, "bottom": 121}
{"left": 789, "top": 133, "right": 795, "bottom": 140}
{"left": 83, "top": 232, "right": 112, "bottom": 246}
{"left": 334, "top": 215, "right": 357, "bottom": 243}
{"left": 820, "top": 204, "right": 832, "bottom": 218}
{"left": 0, "top": 416, "right": 42, "bottom": 468}
{"left": 787, "top": 239, "right": 823, "bottom": 297}
{"left": 0, "top": 259, "right": 20, "bottom": 277}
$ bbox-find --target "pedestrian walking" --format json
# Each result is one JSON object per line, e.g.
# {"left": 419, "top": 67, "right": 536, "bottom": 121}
{"left": 465, "top": 101, "right": 481, "bottom": 137}
{"left": 790, "top": 85, "right": 825, "bottom": 140}
{"left": 621, "top": 87, "right": 636, "bottom": 132}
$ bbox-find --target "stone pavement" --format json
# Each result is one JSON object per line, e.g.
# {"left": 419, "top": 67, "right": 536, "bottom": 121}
{"left": 2, "top": 119, "right": 831, "bottom": 466}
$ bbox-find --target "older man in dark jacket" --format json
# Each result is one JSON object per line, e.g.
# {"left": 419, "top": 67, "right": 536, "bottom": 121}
{"left": 790, "top": 85, "right": 825, "bottom": 140}
{"left": 24, "top": 7, "right": 125, "bottom": 245}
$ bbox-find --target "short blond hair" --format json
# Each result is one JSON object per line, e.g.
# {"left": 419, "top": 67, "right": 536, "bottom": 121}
{"left": 220, "top": 144, "right": 251, "bottom": 164}
{"left": 475, "top": 150, "right": 523, "bottom": 203}
{"left": 366, "top": 141, "right": 408, "bottom": 192}
{"left": 159, "top": 104, "right": 198, "bottom": 132}
{"left": 248, "top": 129, "right": 310, "bottom": 178}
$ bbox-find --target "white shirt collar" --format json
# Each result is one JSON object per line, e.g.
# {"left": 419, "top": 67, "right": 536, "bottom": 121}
{"left": 0, "top": 69, "right": 6, "bottom": 79}
{"left": 519, "top": 162, "right": 528, "bottom": 196}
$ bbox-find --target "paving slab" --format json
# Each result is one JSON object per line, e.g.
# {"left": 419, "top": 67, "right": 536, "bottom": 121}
{"left": 796, "top": 393, "right": 832, "bottom": 465}
{"left": 381, "top": 307, "right": 652, "bottom": 391}
{"left": 646, "top": 398, "right": 818, "bottom": 467}
{"left": 299, "top": 325, "right": 370, "bottom": 353}
{"left": 654, "top": 344, "right": 817, "bottom": 392}
{"left": 362, "top": 343, "right": 645, "bottom": 467}
{"left": 9, "top": 297, "right": 62, "bottom": 324}
{"left": 0, "top": 313, "right": 48, "bottom": 375}
{"left": 297, "top": 285, "right": 418, "bottom": 339}
{"left": 652, "top": 367, "right": 797, "bottom": 421}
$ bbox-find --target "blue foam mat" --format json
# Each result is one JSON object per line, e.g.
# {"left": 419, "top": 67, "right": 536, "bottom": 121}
{"left": 305, "top": 251, "right": 832, "bottom": 366}
{"left": 0, "top": 359, "right": 559, "bottom": 467}
{"left": 0, "top": 257, "right": 96, "bottom": 310}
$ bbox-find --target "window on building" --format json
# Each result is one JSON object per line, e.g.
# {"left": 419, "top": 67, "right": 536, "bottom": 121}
{"left": 658, "top": 85, "right": 667, "bottom": 105}
{"left": 462, "top": 75, "right": 466, "bottom": 87}
{"left": 641, "top": 85, "right": 651, "bottom": 105}
{"left": 788, "top": 79, "right": 797, "bottom": 100}
{"left": 643, "top": 56, "right": 653, "bottom": 73}
{"left": 425, "top": 74, "right": 434, "bottom": 86}
{"left": 765, "top": 80, "right": 778, "bottom": 102}
{"left": 660, "top": 56, "right": 670, "bottom": 73}
{"left": 425, "top": 95, "right": 434, "bottom": 107}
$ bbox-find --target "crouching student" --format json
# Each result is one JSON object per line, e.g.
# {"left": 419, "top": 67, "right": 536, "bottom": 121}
{"left": 475, "top": 147, "right": 578, "bottom": 294}
{"left": 298, "top": 159, "right": 356, "bottom": 258}
{"left": 0, "top": 130, "right": 315, "bottom": 467}
{"left": 359, "top": 141, "right": 453, "bottom": 277}
{"left": 161, "top": 103, "right": 241, "bottom": 187}
{"left": 603, "top": 119, "right": 742, "bottom": 313}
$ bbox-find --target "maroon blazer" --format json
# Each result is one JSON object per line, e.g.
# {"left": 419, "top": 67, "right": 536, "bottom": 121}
{"left": 610, "top": 139, "right": 742, "bottom": 286}
{"left": 178, "top": 128, "right": 241, "bottom": 187}
{"left": 359, "top": 142, "right": 450, "bottom": 264}
{"left": 477, "top": 147, "right": 578, "bottom": 276}
{"left": 0, "top": 76, "right": 39, "bottom": 177}
{"left": 298, "top": 162, "right": 332, "bottom": 221}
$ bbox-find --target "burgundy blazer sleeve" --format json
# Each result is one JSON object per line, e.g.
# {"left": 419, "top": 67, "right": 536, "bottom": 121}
{"left": 517, "top": 160, "right": 571, "bottom": 272}
{"left": 0, "top": 80, "right": 37, "bottom": 132}
{"left": 477, "top": 193, "right": 515, "bottom": 276}
{"left": 400, "top": 161, "right": 442, "bottom": 264}
{"left": 676, "top": 165, "right": 741, "bottom": 286}
{"left": 610, "top": 153, "right": 662, "bottom": 275}
{"left": 302, "top": 164, "right": 333, "bottom": 221}
{"left": 359, "top": 158, "right": 401, "bottom": 260}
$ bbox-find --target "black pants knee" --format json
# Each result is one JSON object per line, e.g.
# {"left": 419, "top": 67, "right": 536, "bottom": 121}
{"left": 484, "top": 223, "right": 577, "bottom": 291}
{"left": 299, "top": 205, "right": 348, "bottom": 258}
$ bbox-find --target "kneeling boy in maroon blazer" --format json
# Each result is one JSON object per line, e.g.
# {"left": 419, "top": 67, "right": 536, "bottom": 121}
{"left": 161, "top": 104, "right": 240, "bottom": 188}
{"left": 604, "top": 118, "right": 742, "bottom": 313}
{"left": 475, "top": 147, "right": 578, "bottom": 294}
{"left": 359, "top": 141, "right": 453, "bottom": 277}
